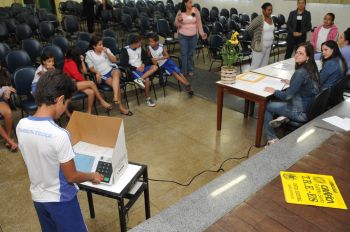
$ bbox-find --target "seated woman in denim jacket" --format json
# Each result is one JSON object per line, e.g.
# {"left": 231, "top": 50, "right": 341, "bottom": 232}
{"left": 319, "top": 40, "right": 348, "bottom": 89}
{"left": 263, "top": 43, "right": 320, "bottom": 146}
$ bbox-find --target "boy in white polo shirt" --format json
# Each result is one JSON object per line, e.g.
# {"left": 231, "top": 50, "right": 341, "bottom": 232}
{"left": 16, "top": 70, "right": 103, "bottom": 232}
{"left": 120, "top": 34, "right": 158, "bottom": 107}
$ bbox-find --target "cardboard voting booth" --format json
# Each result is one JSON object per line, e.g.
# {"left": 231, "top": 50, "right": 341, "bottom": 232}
{"left": 66, "top": 112, "right": 128, "bottom": 185}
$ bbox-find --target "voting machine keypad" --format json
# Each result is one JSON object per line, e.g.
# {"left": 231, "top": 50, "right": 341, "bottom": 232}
{"left": 96, "top": 161, "right": 113, "bottom": 184}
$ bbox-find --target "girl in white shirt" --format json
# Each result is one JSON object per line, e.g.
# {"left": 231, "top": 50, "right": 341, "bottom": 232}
{"left": 85, "top": 36, "right": 132, "bottom": 116}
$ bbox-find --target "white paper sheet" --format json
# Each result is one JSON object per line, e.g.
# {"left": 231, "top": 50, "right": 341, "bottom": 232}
{"left": 73, "top": 141, "right": 113, "bottom": 157}
{"left": 322, "top": 116, "right": 350, "bottom": 131}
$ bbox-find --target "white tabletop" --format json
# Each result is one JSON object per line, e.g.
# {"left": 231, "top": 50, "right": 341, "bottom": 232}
{"left": 217, "top": 72, "right": 287, "bottom": 98}
{"left": 79, "top": 163, "right": 142, "bottom": 194}
{"left": 252, "top": 58, "right": 322, "bottom": 81}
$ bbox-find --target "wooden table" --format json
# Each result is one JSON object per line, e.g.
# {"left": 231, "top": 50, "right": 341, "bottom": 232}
{"left": 216, "top": 74, "right": 285, "bottom": 147}
{"left": 205, "top": 132, "right": 350, "bottom": 232}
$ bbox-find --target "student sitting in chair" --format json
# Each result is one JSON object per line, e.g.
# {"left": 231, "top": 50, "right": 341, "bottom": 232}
{"left": 85, "top": 36, "right": 132, "bottom": 116}
{"left": 17, "top": 70, "right": 102, "bottom": 232}
{"left": 263, "top": 43, "right": 320, "bottom": 146}
{"left": 120, "top": 34, "right": 158, "bottom": 107}
{"left": 148, "top": 33, "right": 194, "bottom": 96}
{"left": 0, "top": 66, "right": 17, "bottom": 152}
{"left": 63, "top": 47, "right": 113, "bottom": 114}
{"left": 319, "top": 40, "right": 347, "bottom": 90}
{"left": 32, "top": 51, "right": 55, "bottom": 93}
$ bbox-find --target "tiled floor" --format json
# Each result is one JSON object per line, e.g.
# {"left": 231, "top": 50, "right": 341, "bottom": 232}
{"left": 0, "top": 45, "right": 274, "bottom": 231}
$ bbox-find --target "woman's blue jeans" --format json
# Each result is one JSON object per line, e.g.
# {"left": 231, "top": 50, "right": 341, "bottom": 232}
{"left": 178, "top": 33, "right": 198, "bottom": 75}
{"left": 264, "top": 101, "right": 307, "bottom": 140}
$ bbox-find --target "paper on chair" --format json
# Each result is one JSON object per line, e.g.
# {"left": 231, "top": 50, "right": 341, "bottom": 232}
{"left": 322, "top": 116, "right": 350, "bottom": 131}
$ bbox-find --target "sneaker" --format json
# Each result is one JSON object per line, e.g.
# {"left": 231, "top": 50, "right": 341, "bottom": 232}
{"left": 185, "top": 84, "right": 194, "bottom": 96}
{"left": 145, "top": 97, "right": 156, "bottom": 107}
{"left": 269, "top": 116, "right": 290, "bottom": 128}
{"left": 264, "top": 138, "right": 279, "bottom": 149}
{"left": 134, "top": 78, "right": 145, "bottom": 89}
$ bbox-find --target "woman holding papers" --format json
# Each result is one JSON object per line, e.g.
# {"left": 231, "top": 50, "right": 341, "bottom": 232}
{"left": 319, "top": 40, "right": 347, "bottom": 90}
{"left": 247, "top": 2, "right": 275, "bottom": 70}
{"left": 263, "top": 43, "right": 320, "bottom": 146}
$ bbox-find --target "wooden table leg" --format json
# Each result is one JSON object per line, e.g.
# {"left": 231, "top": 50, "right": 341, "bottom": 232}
{"left": 249, "top": 101, "right": 255, "bottom": 116}
{"left": 217, "top": 86, "right": 224, "bottom": 130}
{"left": 255, "top": 100, "right": 266, "bottom": 147}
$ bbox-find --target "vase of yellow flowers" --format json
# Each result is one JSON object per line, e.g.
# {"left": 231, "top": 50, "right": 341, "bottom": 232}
{"left": 220, "top": 32, "right": 240, "bottom": 84}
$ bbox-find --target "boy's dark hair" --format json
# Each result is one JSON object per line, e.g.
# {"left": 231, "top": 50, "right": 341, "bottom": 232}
{"left": 40, "top": 50, "right": 54, "bottom": 65}
{"left": 148, "top": 33, "right": 159, "bottom": 42}
{"left": 34, "top": 70, "right": 76, "bottom": 106}
{"left": 326, "top": 13, "right": 335, "bottom": 22}
{"left": 89, "top": 35, "right": 102, "bottom": 50}
{"left": 128, "top": 34, "right": 142, "bottom": 45}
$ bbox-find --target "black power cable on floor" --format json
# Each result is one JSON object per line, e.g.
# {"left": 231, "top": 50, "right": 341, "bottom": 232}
{"left": 148, "top": 145, "right": 255, "bottom": 187}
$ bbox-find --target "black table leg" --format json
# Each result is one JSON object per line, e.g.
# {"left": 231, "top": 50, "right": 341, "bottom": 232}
{"left": 87, "top": 191, "right": 95, "bottom": 218}
{"left": 118, "top": 199, "right": 127, "bottom": 232}
{"left": 143, "top": 168, "right": 151, "bottom": 219}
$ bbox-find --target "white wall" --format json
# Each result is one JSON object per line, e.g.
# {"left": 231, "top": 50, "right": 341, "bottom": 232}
{"left": 176, "top": 0, "right": 350, "bottom": 32}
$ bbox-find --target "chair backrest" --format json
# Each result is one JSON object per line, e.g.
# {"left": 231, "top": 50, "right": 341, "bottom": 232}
{"left": 209, "top": 8, "right": 219, "bottom": 22}
{"left": 21, "top": 38, "right": 43, "bottom": 64}
{"left": 0, "top": 23, "right": 9, "bottom": 42}
{"left": 212, "top": 21, "right": 224, "bottom": 34}
{"left": 307, "top": 88, "right": 331, "bottom": 121}
{"left": 209, "top": 34, "right": 224, "bottom": 55}
{"left": 75, "top": 40, "right": 90, "bottom": 55}
{"left": 156, "top": 19, "right": 171, "bottom": 37}
{"left": 63, "top": 15, "right": 79, "bottom": 34}
{"left": 15, "top": 24, "right": 33, "bottom": 42}
{"left": 220, "top": 8, "right": 229, "bottom": 19}
{"left": 5, "top": 18, "right": 17, "bottom": 34}
{"left": 228, "top": 19, "right": 240, "bottom": 32}
{"left": 77, "top": 31, "right": 91, "bottom": 42}
{"left": 5, "top": 50, "right": 32, "bottom": 74}
{"left": 52, "top": 36, "right": 69, "bottom": 55}
{"left": 251, "top": 12, "right": 258, "bottom": 21}
{"left": 230, "top": 8, "right": 238, "bottom": 17}
{"left": 103, "top": 37, "right": 119, "bottom": 55}
{"left": 103, "top": 29, "right": 117, "bottom": 39}
{"left": 328, "top": 74, "right": 350, "bottom": 107}
{"left": 13, "top": 67, "right": 36, "bottom": 95}
{"left": 39, "top": 21, "right": 55, "bottom": 40}
{"left": 26, "top": 15, "right": 40, "bottom": 32}
{"left": 42, "top": 45, "right": 64, "bottom": 70}
{"left": 0, "top": 42, "right": 11, "bottom": 66}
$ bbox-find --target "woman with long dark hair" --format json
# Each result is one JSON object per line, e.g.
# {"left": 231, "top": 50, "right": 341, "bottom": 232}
{"left": 263, "top": 43, "right": 320, "bottom": 146}
{"left": 85, "top": 36, "right": 132, "bottom": 116}
{"left": 175, "top": 0, "right": 207, "bottom": 77}
{"left": 320, "top": 40, "right": 347, "bottom": 89}
{"left": 63, "top": 47, "right": 112, "bottom": 114}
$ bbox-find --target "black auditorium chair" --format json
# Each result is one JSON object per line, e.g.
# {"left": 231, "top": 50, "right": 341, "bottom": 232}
{"left": 21, "top": 38, "right": 43, "bottom": 65}
{"left": 208, "top": 34, "right": 225, "bottom": 71}
{"left": 38, "top": 21, "right": 55, "bottom": 44}
{"left": 52, "top": 36, "right": 70, "bottom": 55}
{"left": 77, "top": 32, "right": 92, "bottom": 43}
{"left": 12, "top": 67, "right": 38, "bottom": 117}
{"left": 75, "top": 40, "right": 90, "bottom": 55}
{"left": 5, "top": 50, "right": 32, "bottom": 74}
{"left": 102, "top": 37, "right": 119, "bottom": 56}
{"left": 0, "top": 42, "right": 11, "bottom": 66}
{"left": 0, "top": 23, "right": 9, "bottom": 43}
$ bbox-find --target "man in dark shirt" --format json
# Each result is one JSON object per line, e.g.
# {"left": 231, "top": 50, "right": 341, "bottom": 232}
{"left": 83, "top": 0, "right": 96, "bottom": 33}
{"left": 285, "top": 0, "right": 312, "bottom": 59}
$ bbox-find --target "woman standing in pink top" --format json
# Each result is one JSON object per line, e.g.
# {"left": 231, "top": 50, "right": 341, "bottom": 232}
{"left": 175, "top": 0, "right": 207, "bottom": 77}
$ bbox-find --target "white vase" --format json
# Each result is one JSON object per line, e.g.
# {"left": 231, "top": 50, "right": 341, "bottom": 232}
{"left": 221, "top": 66, "right": 237, "bottom": 84}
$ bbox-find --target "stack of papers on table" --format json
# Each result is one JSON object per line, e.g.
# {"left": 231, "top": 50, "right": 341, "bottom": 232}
{"left": 322, "top": 116, "right": 350, "bottom": 131}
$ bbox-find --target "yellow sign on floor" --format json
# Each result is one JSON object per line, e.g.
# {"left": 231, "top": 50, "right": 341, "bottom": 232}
{"left": 280, "top": 171, "right": 347, "bottom": 210}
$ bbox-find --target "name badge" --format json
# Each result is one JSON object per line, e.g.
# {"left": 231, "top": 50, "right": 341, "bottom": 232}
{"left": 297, "top": 15, "right": 302, "bottom": 20}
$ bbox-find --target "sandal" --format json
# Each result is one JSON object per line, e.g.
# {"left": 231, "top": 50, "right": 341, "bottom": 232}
{"left": 120, "top": 110, "right": 133, "bottom": 116}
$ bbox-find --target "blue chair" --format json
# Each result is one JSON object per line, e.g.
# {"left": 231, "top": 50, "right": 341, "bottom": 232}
{"left": 12, "top": 67, "right": 37, "bottom": 117}
{"left": 21, "top": 38, "right": 43, "bottom": 65}
{"left": 0, "top": 42, "right": 11, "bottom": 67}
{"left": 5, "top": 50, "right": 32, "bottom": 74}
{"left": 74, "top": 40, "right": 90, "bottom": 55}
{"left": 52, "top": 36, "right": 70, "bottom": 55}
{"left": 102, "top": 36, "right": 119, "bottom": 55}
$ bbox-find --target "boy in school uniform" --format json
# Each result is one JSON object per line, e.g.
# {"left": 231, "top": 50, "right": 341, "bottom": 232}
{"left": 16, "top": 70, "right": 103, "bottom": 232}
{"left": 148, "top": 33, "right": 194, "bottom": 95}
{"left": 120, "top": 34, "right": 158, "bottom": 107}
